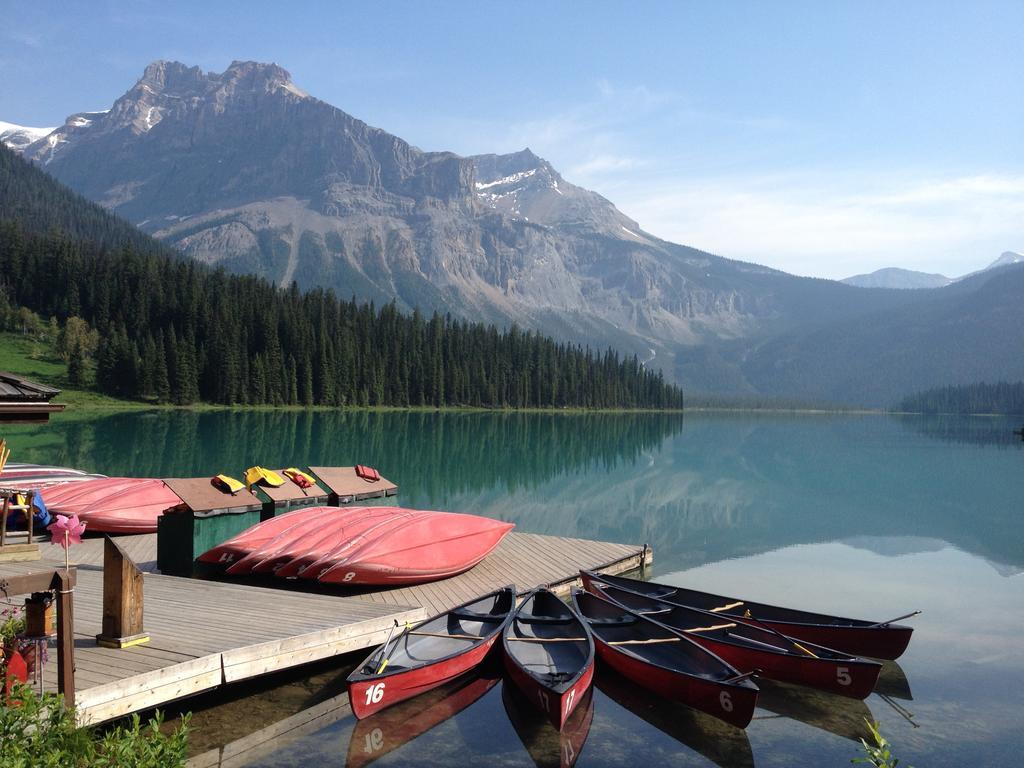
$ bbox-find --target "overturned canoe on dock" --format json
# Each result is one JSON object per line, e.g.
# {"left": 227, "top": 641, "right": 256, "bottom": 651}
{"left": 503, "top": 588, "right": 595, "bottom": 731}
{"left": 0, "top": 463, "right": 106, "bottom": 490}
{"left": 348, "top": 586, "right": 515, "bottom": 719}
{"left": 199, "top": 506, "right": 514, "bottom": 585}
{"left": 580, "top": 570, "right": 916, "bottom": 660}
{"left": 572, "top": 589, "right": 759, "bottom": 729}
{"left": 40, "top": 477, "right": 182, "bottom": 534}
{"left": 588, "top": 581, "right": 882, "bottom": 699}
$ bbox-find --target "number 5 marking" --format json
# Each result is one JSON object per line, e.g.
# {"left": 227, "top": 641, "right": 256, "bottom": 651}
{"left": 836, "top": 667, "right": 852, "bottom": 686}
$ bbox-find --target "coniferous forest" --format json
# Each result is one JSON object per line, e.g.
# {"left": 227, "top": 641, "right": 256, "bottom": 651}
{"left": 898, "top": 382, "right": 1024, "bottom": 415}
{"left": 0, "top": 146, "right": 682, "bottom": 409}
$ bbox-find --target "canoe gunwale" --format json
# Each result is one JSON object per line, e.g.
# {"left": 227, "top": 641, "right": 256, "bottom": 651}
{"left": 348, "top": 585, "right": 516, "bottom": 684}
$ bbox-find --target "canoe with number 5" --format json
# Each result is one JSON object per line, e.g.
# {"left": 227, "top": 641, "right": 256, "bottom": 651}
{"left": 347, "top": 585, "right": 515, "bottom": 719}
{"left": 580, "top": 570, "right": 916, "bottom": 661}
{"left": 502, "top": 588, "right": 595, "bottom": 731}
{"left": 571, "top": 589, "right": 759, "bottom": 729}
{"left": 589, "top": 581, "right": 881, "bottom": 699}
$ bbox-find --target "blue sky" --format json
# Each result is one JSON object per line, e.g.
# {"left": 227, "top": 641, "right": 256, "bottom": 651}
{"left": 2, "top": 1, "right": 1022, "bottom": 278}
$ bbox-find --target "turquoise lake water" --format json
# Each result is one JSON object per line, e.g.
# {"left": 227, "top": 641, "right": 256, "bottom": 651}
{"left": 6, "top": 410, "right": 1023, "bottom": 766}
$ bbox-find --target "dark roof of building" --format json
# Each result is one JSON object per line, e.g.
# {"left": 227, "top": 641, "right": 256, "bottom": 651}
{"left": 0, "top": 371, "right": 61, "bottom": 401}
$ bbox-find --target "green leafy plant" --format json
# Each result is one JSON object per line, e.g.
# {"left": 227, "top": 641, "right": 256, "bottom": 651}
{"left": 853, "top": 719, "right": 913, "bottom": 768}
{"left": 0, "top": 685, "right": 189, "bottom": 768}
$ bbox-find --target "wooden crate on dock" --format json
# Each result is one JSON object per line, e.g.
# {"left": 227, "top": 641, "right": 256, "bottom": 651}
{"left": 308, "top": 466, "right": 398, "bottom": 504}
{"left": 157, "top": 478, "right": 263, "bottom": 576}
{"left": 251, "top": 469, "right": 329, "bottom": 519}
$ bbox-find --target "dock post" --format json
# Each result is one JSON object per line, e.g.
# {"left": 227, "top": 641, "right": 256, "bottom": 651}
{"left": 96, "top": 537, "right": 150, "bottom": 648}
{"left": 55, "top": 569, "right": 75, "bottom": 707}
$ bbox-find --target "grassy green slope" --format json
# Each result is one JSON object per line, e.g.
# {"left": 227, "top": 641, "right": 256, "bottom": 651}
{"left": 0, "top": 332, "right": 144, "bottom": 408}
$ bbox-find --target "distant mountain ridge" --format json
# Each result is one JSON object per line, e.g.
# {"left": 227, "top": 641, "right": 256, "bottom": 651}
{"left": 842, "top": 267, "right": 952, "bottom": 290}
{"left": 841, "top": 251, "right": 1023, "bottom": 289}
{"left": 4, "top": 59, "right": 1023, "bottom": 405}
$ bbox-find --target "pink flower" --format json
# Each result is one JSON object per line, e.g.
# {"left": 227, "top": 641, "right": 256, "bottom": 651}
{"left": 47, "top": 514, "right": 86, "bottom": 549}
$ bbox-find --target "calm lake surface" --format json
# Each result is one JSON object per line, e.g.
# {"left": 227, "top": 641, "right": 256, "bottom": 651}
{"left": 7, "top": 410, "right": 1024, "bottom": 766}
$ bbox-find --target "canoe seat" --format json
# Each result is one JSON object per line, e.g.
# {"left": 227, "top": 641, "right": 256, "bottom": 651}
{"left": 517, "top": 615, "right": 575, "bottom": 625}
{"left": 451, "top": 608, "right": 507, "bottom": 623}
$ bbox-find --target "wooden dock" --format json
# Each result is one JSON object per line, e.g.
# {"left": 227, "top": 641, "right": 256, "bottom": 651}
{"left": 6, "top": 530, "right": 650, "bottom": 725}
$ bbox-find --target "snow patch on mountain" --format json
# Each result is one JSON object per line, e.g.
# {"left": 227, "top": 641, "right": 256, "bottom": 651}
{"left": 0, "top": 121, "right": 56, "bottom": 151}
{"left": 475, "top": 168, "right": 538, "bottom": 191}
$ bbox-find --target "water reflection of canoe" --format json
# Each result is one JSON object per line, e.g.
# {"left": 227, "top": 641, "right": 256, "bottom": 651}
{"left": 874, "top": 660, "right": 913, "bottom": 701}
{"left": 348, "top": 586, "right": 514, "bottom": 719}
{"left": 582, "top": 570, "right": 915, "bottom": 660}
{"left": 595, "top": 668, "right": 755, "bottom": 768}
{"left": 754, "top": 678, "right": 875, "bottom": 743}
{"left": 572, "top": 589, "right": 758, "bottom": 729}
{"left": 345, "top": 668, "right": 501, "bottom": 768}
{"left": 590, "top": 581, "right": 881, "bottom": 699}
{"left": 502, "top": 680, "right": 595, "bottom": 768}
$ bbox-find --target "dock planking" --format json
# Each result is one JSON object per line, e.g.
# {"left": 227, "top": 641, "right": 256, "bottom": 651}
{"left": 19, "top": 529, "right": 649, "bottom": 726}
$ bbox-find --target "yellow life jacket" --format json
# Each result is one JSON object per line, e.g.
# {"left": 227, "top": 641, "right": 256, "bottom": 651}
{"left": 211, "top": 474, "right": 246, "bottom": 494}
{"left": 244, "top": 466, "right": 286, "bottom": 488}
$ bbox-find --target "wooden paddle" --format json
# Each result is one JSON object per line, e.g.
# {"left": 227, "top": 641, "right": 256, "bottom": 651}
{"left": 709, "top": 600, "right": 745, "bottom": 613}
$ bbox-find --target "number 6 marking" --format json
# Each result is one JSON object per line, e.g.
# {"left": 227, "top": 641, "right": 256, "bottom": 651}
{"left": 365, "top": 682, "right": 386, "bottom": 705}
{"left": 719, "top": 691, "right": 733, "bottom": 712}
{"left": 836, "top": 666, "right": 852, "bottom": 686}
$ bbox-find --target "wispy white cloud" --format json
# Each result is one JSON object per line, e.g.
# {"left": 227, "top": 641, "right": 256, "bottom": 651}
{"left": 613, "top": 170, "right": 1024, "bottom": 278}
{"left": 389, "top": 80, "right": 1019, "bottom": 279}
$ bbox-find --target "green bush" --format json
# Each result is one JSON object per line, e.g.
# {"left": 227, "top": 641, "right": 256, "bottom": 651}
{"left": 853, "top": 719, "right": 913, "bottom": 768}
{"left": 0, "top": 686, "right": 188, "bottom": 768}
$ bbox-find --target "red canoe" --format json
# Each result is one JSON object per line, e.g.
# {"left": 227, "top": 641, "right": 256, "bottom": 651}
{"left": 571, "top": 589, "right": 759, "bottom": 729}
{"left": 287, "top": 508, "right": 427, "bottom": 580}
{"left": 590, "top": 581, "right": 882, "bottom": 699}
{"left": 41, "top": 477, "right": 182, "bottom": 534}
{"left": 225, "top": 506, "right": 400, "bottom": 576}
{"left": 315, "top": 512, "right": 515, "bottom": 585}
{"left": 348, "top": 586, "right": 514, "bottom": 719}
{"left": 581, "top": 570, "right": 916, "bottom": 661}
{"left": 0, "top": 466, "right": 106, "bottom": 492}
{"left": 502, "top": 589, "right": 595, "bottom": 731}
{"left": 197, "top": 505, "right": 363, "bottom": 566}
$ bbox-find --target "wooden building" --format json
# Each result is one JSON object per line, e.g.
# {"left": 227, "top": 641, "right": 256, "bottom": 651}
{"left": 0, "top": 371, "right": 65, "bottom": 422}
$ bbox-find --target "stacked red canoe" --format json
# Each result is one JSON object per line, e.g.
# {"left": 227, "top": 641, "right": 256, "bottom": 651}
{"left": 40, "top": 477, "right": 183, "bottom": 535}
{"left": 199, "top": 506, "right": 514, "bottom": 585}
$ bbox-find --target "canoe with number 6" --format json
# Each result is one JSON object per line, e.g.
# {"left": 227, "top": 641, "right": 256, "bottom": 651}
{"left": 502, "top": 589, "right": 595, "bottom": 731}
{"left": 580, "top": 570, "right": 916, "bottom": 661}
{"left": 347, "top": 585, "right": 515, "bottom": 719}
{"left": 571, "top": 589, "right": 759, "bottom": 729}
{"left": 589, "top": 581, "right": 881, "bottom": 699}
